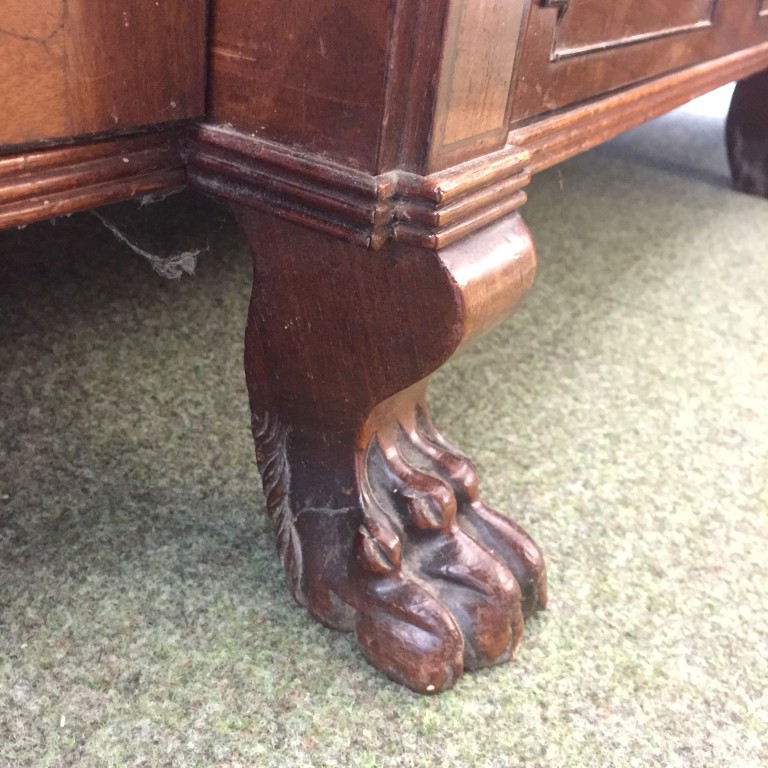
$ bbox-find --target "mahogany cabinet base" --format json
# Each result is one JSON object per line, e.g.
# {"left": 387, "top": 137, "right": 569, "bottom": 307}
{"left": 727, "top": 68, "right": 768, "bottom": 197}
{"left": 234, "top": 206, "right": 546, "bottom": 693}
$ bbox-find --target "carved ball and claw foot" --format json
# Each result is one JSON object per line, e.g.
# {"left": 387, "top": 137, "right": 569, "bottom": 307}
{"left": 254, "top": 386, "right": 546, "bottom": 693}
{"left": 235, "top": 205, "right": 546, "bottom": 693}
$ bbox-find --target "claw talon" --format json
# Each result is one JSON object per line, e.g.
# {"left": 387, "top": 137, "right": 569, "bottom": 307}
{"left": 252, "top": 397, "right": 544, "bottom": 692}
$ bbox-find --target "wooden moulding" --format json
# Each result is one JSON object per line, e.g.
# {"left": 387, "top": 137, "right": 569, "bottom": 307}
{"left": 190, "top": 44, "right": 768, "bottom": 252}
{"left": 187, "top": 127, "right": 530, "bottom": 251}
{"left": 3, "top": 41, "right": 768, "bottom": 234}
{"left": 510, "top": 41, "right": 768, "bottom": 173}
{"left": 0, "top": 131, "right": 186, "bottom": 229}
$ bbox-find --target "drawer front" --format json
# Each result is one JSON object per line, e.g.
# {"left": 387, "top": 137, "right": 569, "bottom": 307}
{"left": 550, "top": 0, "right": 715, "bottom": 59}
{"left": 0, "top": 1, "right": 208, "bottom": 149}
{"left": 511, "top": 0, "right": 768, "bottom": 123}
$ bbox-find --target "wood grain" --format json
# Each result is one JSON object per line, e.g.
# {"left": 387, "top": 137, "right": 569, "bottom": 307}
{"left": 192, "top": 40, "right": 768, "bottom": 251}
{"left": 428, "top": 0, "right": 526, "bottom": 171}
{"left": 188, "top": 127, "right": 530, "bottom": 250}
{"left": 511, "top": 0, "right": 768, "bottom": 122}
{"left": 551, "top": 0, "right": 715, "bottom": 59}
{"left": 208, "top": 0, "right": 397, "bottom": 172}
{"left": 0, "top": 0, "right": 207, "bottom": 148}
{"left": 1, "top": 2, "right": 69, "bottom": 145}
{"left": 208, "top": 0, "right": 523, "bottom": 175}
{"left": 3, "top": 0, "right": 768, "bottom": 697}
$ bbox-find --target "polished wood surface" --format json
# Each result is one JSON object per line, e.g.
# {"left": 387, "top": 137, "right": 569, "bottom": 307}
{"left": 511, "top": 0, "right": 768, "bottom": 122}
{"left": 208, "top": 0, "right": 398, "bottom": 172}
{"left": 727, "top": 69, "right": 768, "bottom": 196}
{"left": 190, "top": 41, "right": 768, "bottom": 254}
{"left": 0, "top": 0, "right": 207, "bottom": 148}
{"left": 510, "top": 43, "right": 768, "bottom": 174}
{"left": 549, "top": 0, "right": 716, "bottom": 58}
{"left": 235, "top": 207, "right": 545, "bottom": 693}
{"left": 208, "top": 0, "right": 526, "bottom": 173}
{"left": 427, "top": 0, "right": 526, "bottom": 170}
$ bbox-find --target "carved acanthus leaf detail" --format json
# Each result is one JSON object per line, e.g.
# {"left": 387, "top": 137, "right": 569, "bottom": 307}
{"left": 251, "top": 411, "right": 304, "bottom": 604}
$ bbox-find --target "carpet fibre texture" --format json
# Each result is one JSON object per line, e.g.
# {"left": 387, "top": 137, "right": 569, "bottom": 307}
{"left": 1, "top": 89, "right": 767, "bottom": 767}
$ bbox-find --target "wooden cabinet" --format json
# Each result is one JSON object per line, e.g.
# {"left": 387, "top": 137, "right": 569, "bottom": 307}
{"left": 3, "top": 0, "right": 768, "bottom": 695}
{"left": 0, "top": 0, "right": 208, "bottom": 147}
{"left": 511, "top": 0, "right": 768, "bottom": 122}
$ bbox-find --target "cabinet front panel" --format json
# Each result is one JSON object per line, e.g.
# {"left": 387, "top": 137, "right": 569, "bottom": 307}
{"left": 1, "top": 1, "right": 207, "bottom": 149}
{"left": 552, "top": 0, "right": 715, "bottom": 59}
{"left": 511, "top": 0, "right": 768, "bottom": 123}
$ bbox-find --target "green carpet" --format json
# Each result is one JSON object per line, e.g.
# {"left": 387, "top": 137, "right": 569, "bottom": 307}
{"left": 1, "top": 88, "right": 767, "bottom": 767}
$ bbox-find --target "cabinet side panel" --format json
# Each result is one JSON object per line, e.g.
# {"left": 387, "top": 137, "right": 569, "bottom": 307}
{"left": 510, "top": 0, "right": 768, "bottom": 123}
{"left": 0, "top": 3, "right": 69, "bottom": 145}
{"left": 0, "top": 1, "right": 208, "bottom": 148}
{"left": 208, "top": 0, "right": 395, "bottom": 172}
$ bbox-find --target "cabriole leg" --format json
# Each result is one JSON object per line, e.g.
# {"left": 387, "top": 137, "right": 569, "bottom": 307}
{"left": 235, "top": 206, "right": 546, "bottom": 693}
{"left": 726, "top": 68, "right": 768, "bottom": 197}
